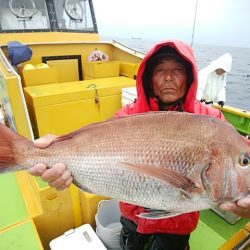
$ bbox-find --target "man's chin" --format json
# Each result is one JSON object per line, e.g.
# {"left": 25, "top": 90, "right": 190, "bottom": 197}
{"left": 159, "top": 97, "right": 178, "bottom": 104}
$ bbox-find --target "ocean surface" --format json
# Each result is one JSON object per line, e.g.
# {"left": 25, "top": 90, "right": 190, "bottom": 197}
{"left": 112, "top": 37, "right": 250, "bottom": 111}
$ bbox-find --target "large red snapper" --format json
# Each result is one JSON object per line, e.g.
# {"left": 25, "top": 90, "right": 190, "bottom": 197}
{"left": 0, "top": 112, "right": 250, "bottom": 219}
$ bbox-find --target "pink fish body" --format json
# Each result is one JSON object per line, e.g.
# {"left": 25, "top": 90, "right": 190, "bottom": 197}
{"left": 0, "top": 112, "right": 249, "bottom": 218}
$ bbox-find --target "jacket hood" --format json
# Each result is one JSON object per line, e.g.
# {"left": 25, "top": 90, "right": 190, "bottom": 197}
{"left": 133, "top": 39, "right": 199, "bottom": 113}
{"left": 204, "top": 53, "right": 232, "bottom": 74}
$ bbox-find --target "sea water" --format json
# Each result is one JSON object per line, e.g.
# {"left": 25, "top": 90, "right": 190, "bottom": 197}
{"left": 111, "top": 37, "right": 250, "bottom": 111}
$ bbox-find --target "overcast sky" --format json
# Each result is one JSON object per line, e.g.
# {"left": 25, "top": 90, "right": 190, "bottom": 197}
{"left": 92, "top": 0, "right": 250, "bottom": 48}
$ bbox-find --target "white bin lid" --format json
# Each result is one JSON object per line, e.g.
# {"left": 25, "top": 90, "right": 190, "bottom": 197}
{"left": 50, "top": 224, "right": 107, "bottom": 250}
{"left": 122, "top": 87, "right": 137, "bottom": 97}
{"left": 0, "top": 109, "right": 5, "bottom": 124}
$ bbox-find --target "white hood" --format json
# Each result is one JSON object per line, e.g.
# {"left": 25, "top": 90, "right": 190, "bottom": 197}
{"left": 196, "top": 53, "right": 232, "bottom": 102}
{"left": 205, "top": 53, "right": 232, "bottom": 74}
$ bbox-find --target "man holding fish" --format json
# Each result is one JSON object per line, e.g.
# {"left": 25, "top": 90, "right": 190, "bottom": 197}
{"left": 28, "top": 40, "right": 250, "bottom": 250}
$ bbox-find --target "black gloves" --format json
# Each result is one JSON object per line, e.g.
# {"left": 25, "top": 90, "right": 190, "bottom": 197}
{"left": 218, "top": 101, "right": 224, "bottom": 108}
{"left": 200, "top": 99, "right": 224, "bottom": 107}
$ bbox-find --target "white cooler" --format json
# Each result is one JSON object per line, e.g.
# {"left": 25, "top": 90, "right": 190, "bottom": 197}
{"left": 121, "top": 87, "right": 137, "bottom": 107}
{"left": 49, "top": 224, "right": 107, "bottom": 250}
{"left": 0, "top": 108, "right": 5, "bottom": 124}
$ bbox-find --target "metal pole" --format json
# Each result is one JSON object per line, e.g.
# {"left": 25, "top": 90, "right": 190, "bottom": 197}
{"left": 191, "top": 0, "right": 199, "bottom": 47}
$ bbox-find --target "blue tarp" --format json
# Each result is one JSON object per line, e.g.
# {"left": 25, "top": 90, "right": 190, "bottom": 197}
{"left": 7, "top": 41, "right": 32, "bottom": 66}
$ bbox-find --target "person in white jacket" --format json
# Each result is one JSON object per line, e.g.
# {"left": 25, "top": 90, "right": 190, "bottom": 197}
{"left": 196, "top": 53, "right": 232, "bottom": 107}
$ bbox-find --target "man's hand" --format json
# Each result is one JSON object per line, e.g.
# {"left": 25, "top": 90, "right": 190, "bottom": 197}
{"left": 220, "top": 196, "right": 250, "bottom": 218}
{"left": 28, "top": 134, "right": 73, "bottom": 190}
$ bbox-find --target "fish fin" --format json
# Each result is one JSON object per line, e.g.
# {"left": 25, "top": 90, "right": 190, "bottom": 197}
{"left": 0, "top": 123, "right": 26, "bottom": 173}
{"left": 119, "top": 162, "right": 203, "bottom": 196}
{"left": 138, "top": 210, "right": 181, "bottom": 220}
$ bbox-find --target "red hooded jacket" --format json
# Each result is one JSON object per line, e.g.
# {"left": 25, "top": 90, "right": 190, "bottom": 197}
{"left": 116, "top": 40, "right": 226, "bottom": 235}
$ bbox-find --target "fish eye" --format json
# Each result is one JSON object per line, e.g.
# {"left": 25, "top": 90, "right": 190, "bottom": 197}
{"left": 239, "top": 154, "right": 250, "bottom": 167}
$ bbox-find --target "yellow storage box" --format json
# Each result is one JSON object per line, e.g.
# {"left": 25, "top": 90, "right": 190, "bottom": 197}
{"left": 83, "top": 61, "right": 119, "bottom": 79}
{"left": 24, "top": 81, "right": 98, "bottom": 137}
{"left": 115, "top": 60, "right": 140, "bottom": 79}
{"left": 21, "top": 67, "right": 58, "bottom": 86}
{"left": 24, "top": 76, "right": 135, "bottom": 137}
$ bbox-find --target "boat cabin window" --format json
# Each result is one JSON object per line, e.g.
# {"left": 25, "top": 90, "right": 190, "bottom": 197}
{"left": 54, "top": 0, "right": 95, "bottom": 31}
{"left": 0, "top": 0, "right": 50, "bottom": 30}
{"left": 0, "top": 0, "right": 97, "bottom": 33}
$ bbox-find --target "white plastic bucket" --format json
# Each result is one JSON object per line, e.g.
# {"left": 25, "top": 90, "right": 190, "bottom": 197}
{"left": 95, "top": 199, "right": 122, "bottom": 249}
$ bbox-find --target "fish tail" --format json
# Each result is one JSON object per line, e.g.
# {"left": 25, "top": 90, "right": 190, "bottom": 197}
{"left": 0, "top": 123, "right": 27, "bottom": 173}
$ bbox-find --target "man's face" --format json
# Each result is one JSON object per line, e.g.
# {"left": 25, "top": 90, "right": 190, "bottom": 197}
{"left": 215, "top": 68, "right": 226, "bottom": 76}
{"left": 152, "top": 58, "right": 188, "bottom": 106}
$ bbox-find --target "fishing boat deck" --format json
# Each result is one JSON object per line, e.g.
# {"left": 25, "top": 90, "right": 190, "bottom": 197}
{"left": 0, "top": 0, "right": 249, "bottom": 248}
{"left": 0, "top": 173, "right": 29, "bottom": 229}
{"left": 0, "top": 173, "right": 43, "bottom": 250}
{"left": 190, "top": 210, "right": 249, "bottom": 249}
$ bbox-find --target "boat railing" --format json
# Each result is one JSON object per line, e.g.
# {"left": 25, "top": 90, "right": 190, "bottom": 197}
{"left": 0, "top": 47, "right": 14, "bottom": 74}
{"left": 112, "top": 40, "right": 145, "bottom": 58}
